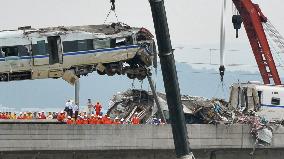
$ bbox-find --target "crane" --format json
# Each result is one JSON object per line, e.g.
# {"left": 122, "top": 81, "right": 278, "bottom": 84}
{"left": 231, "top": 0, "right": 282, "bottom": 85}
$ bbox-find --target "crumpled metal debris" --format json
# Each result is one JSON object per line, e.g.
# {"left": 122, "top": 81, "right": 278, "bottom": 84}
{"left": 107, "top": 89, "right": 154, "bottom": 123}
{"left": 107, "top": 89, "right": 275, "bottom": 147}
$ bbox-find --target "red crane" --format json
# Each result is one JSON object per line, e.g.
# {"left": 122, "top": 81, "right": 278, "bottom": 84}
{"left": 232, "top": 0, "right": 282, "bottom": 85}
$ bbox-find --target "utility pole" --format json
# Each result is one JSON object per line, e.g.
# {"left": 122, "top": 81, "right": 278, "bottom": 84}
{"left": 148, "top": 0, "right": 194, "bottom": 158}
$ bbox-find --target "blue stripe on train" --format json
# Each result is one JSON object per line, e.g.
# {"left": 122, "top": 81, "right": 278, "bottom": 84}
{"left": 261, "top": 104, "right": 284, "bottom": 108}
{"left": 0, "top": 45, "right": 139, "bottom": 61}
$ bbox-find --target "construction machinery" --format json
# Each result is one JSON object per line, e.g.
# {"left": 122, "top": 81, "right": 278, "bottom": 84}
{"left": 231, "top": 0, "right": 282, "bottom": 85}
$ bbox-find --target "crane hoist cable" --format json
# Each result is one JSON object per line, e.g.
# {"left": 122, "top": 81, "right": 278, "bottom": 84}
{"left": 104, "top": 0, "right": 119, "bottom": 24}
{"left": 219, "top": 0, "right": 226, "bottom": 82}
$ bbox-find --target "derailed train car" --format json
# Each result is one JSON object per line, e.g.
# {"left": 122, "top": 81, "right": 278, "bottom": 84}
{"left": 0, "top": 23, "right": 155, "bottom": 83}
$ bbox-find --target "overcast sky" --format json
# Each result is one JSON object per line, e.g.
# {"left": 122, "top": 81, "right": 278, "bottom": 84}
{"left": 0, "top": 0, "right": 283, "bottom": 46}
{"left": 0, "top": 0, "right": 284, "bottom": 110}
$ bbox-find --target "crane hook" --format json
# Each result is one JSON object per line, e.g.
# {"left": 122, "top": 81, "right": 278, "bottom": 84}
{"left": 110, "top": 0, "right": 116, "bottom": 11}
{"left": 219, "top": 65, "right": 225, "bottom": 82}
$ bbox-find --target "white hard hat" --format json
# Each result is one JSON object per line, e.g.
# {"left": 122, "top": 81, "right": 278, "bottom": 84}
{"left": 115, "top": 116, "right": 119, "bottom": 120}
{"left": 120, "top": 118, "right": 124, "bottom": 121}
{"left": 91, "top": 114, "right": 94, "bottom": 117}
{"left": 135, "top": 112, "right": 138, "bottom": 115}
{"left": 19, "top": 112, "right": 22, "bottom": 114}
{"left": 68, "top": 116, "right": 71, "bottom": 119}
{"left": 60, "top": 111, "right": 64, "bottom": 113}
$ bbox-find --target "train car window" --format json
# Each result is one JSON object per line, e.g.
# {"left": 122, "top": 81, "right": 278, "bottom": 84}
{"left": 271, "top": 97, "right": 280, "bottom": 105}
{"left": 18, "top": 45, "right": 30, "bottom": 56}
{"left": 115, "top": 36, "right": 133, "bottom": 47}
{"left": 63, "top": 39, "right": 94, "bottom": 52}
{"left": 78, "top": 39, "right": 94, "bottom": 51}
{"left": 1, "top": 46, "right": 18, "bottom": 57}
{"left": 94, "top": 38, "right": 111, "bottom": 49}
{"left": 0, "top": 50, "right": 4, "bottom": 58}
{"left": 63, "top": 41, "right": 77, "bottom": 52}
{"left": 32, "top": 40, "right": 48, "bottom": 55}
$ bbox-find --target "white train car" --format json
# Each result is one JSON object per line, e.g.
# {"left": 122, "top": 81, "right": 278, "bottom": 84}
{"left": 0, "top": 23, "right": 155, "bottom": 83}
{"left": 229, "top": 82, "right": 284, "bottom": 120}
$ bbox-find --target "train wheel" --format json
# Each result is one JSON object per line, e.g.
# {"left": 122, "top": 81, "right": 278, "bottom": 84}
{"left": 137, "top": 74, "right": 146, "bottom": 80}
{"left": 97, "top": 70, "right": 106, "bottom": 75}
{"left": 106, "top": 68, "right": 116, "bottom": 76}
{"left": 127, "top": 73, "right": 136, "bottom": 79}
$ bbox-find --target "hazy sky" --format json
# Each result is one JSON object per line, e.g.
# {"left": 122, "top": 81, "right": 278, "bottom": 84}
{"left": 0, "top": 0, "right": 284, "bottom": 110}
{"left": 0, "top": 0, "right": 283, "bottom": 46}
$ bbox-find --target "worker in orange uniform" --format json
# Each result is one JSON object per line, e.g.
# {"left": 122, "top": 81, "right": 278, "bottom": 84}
{"left": 104, "top": 117, "right": 113, "bottom": 124}
{"left": 83, "top": 115, "right": 89, "bottom": 124}
{"left": 131, "top": 112, "right": 140, "bottom": 125}
{"left": 39, "top": 112, "right": 46, "bottom": 119}
{"left": 57, "top": 111, "right": 65, "bottom": 122}
{"left": 89, "top": 114, "right": 98, "bottom": 124}
{"left": 66, "top": 116, "right": 73, "bottom": 124}
{"left": 17, "top": 112, "right": 23, "bottom": 119}
{"left": 76, "top": 116, "right": 84, "bottom": 125}
{"left": 95, "top": 102, "right": 102, "bottom": 116}
{"left": 97, "top": 116, "right": 103, "bottom": 124}
{"left": 113, "top": 117, "right": 121, "bottom": 124}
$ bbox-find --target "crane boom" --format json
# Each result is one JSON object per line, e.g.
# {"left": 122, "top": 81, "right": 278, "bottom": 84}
{"left": 232, "top": 0, "right": 282, "bottom": 85}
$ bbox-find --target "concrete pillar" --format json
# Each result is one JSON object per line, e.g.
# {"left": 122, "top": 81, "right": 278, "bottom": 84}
{"left": 75, "top": 79, "right": 80, "bottom": 106}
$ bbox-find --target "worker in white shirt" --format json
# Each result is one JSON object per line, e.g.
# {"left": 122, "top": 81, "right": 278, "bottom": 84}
{"left": 65, "top": 100, "right": 72, "bottom": 117}
{"left": 72, "top": 103, "right": 79, "bottom": 120}
{"left": 87, "top": 99, "right": 94, "bottom": 117}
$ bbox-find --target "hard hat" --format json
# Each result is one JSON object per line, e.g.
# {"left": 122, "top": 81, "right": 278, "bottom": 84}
{"left": 115, "top": 116, "right": 119, "bottom": 120}
{"left": 60, "top": 111, "right": 64, "bottom": 114}
{"left": 19, "top": 112, "right": 22, "bottom": 114}
{"left": 120, "top": 118, "right": 124, "bottom": 121}
{"left": 68, "top": 116, "right": 71, "bottom": 119}
{"left": 134, "top": 112, "right": 138, "bottom": 115}
{"left": 91, "top": 114, "right": 94, "bottom": 117}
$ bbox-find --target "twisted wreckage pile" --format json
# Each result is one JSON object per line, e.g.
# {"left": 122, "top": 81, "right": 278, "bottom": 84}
{"left": 107, "top": 89, "right": 277, "bottom": 146}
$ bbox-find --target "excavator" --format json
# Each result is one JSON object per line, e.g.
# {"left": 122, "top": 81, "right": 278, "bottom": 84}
{"left": 222, "top": 0, "right": 283, "bottom": 85}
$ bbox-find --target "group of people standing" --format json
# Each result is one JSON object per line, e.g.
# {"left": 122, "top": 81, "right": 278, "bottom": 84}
{"left": 64, "top": 99, "right": 102, "bottom": 120}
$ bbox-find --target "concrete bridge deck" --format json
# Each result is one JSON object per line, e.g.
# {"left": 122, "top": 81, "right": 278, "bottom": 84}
{"left": 0, "top": 124, "right": 283, "bottom": 159}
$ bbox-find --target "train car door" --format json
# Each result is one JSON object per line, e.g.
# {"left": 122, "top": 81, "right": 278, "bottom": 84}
{"left": 47, "top": 36, "right": 63, "bottom": 65}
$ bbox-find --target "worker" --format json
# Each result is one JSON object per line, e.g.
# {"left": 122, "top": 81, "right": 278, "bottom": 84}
{"left": 131, "top": 112, "right": 140, "bottom": 125}
{"left": 120, "top": 118, "right": 125, "bottom": 124}
{"left": 22, "top": 112, "right": 28, "bottom": 120}
{"left": 57, "top": 111, "right": 65, "bottom": 122}
{"left": 72, "top": 103, "right": 79, "bottom": 120}
{"left": 89, "top": 114, "right": 98, "bottom": 124}
{"left": 66, "top": 116, "right": 73, "bottom": 124}
{"left": 65, "top": 100, "right": 72, "bottom": 117}
{"left": 87, "top": 99, "right": 94, "bottom": 117}
{"left": 10, "top": 113, "right": 16, "bottom": 119}
{"left": 113, "top": 117, "right": 120, "bottom": 124}
{"left": 97, "top": 116, "right": 103, "bottom": 124}
{"left": 38, "top": 112, "right": 46, "bottom": 119}
{"left": 17, "top": 112, "right": 23, "bottom": 119}
{"left": 83, "top": 115, "right": 89, "bottom": 124}
{"left": 104, "top": 116, "right": 113, "bottom": 124}
{"left": 95, "top": 102, "right": 102, "bottom": 116}
{"left": 47, "top": 112, "right": 53, "bottom": 119}
{"left": 75, "top": 116, "right": 83, "bottom": 125}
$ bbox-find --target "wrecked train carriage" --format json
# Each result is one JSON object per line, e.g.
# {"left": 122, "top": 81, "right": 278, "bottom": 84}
{"left": 229, "top": 82, "right": 284, "bottom": 121}
{"left": 0, "top": 24, "right": 155, "bottom": 83}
